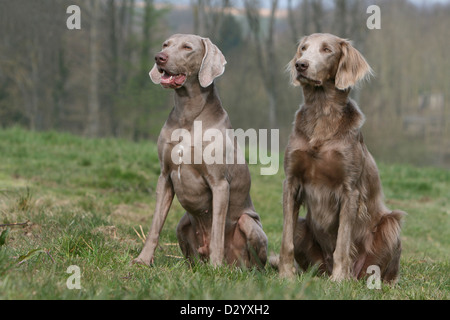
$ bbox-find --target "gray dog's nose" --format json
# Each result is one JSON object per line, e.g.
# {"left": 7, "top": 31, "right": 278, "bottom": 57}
{"left": 155, "top": 52, "right": 168, "bottom": 65}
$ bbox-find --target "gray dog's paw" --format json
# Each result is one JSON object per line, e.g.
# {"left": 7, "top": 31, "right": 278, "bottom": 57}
{"left": 268, "top": 252, "right": 279, "bottom": 270}
{"left": 130, "top": 256, "right": 153, "bottom": 267}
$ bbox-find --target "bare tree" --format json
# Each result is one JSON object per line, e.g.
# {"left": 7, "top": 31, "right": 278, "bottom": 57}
{"left": 244, "top": 0, "right": 279, "bottom": 128}
{"left": 86, "top": 0, "right": 101, "bottom": 137}
{"left": 301, "top": 0, "right": 311, "bottom": 36}
{"left": 191, "top": 0, "right": 231, "bottom": 39}
{"left": 334, "top": 0, "right": 347, "bottom": 36}
{"left": 288, "top": 0, "right": 315, "bottom": 42}
{"left": 311, "top": 0, "right": 323, "bottom": 33}
{"left": 287, "top": 0, "right": 299, "bottom": 43}
{"left": 0, "top": 0, "right": 66, "bottom": 130}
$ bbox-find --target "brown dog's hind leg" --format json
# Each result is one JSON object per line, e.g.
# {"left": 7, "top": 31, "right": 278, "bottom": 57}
{"left": 376, "top": 210, "right": 404, "bottom": 283}
{"left": 293, "top": 218, "right": 328, "bottom": 275}
{"left": 358, "top": 210, "right": 405, "bottom": 283}
{"left": 234, "top": 214, "right": 268, "bottom": 269}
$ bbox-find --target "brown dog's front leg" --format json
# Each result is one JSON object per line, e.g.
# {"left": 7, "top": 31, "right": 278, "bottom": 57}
{"left": 209, "top": 180, "right": 230, "bottom": 267}
{"left": 331, "top": 189, "right": 359, "bottom": 281}
{"left": 132, "top": 174, "right": 174, "bottom": 266}
{"left": 279, "top": 179, "right": 301, "bottom": 278}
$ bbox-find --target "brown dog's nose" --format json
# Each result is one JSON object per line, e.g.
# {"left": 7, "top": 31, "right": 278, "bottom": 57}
{"left": 296, "top": 60, "right": 309, "bottom": 72}
{"left": 155, "top": 52, "right": 168, "bottom": 65}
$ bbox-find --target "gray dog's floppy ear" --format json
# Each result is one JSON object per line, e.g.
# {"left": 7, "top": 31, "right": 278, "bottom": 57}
{"left": 199, "top": 38, "right": 227, "bottom": 88}
{"left": 149, "top": 63, "right": 161, "bottom": 84}
{"left": 335, "top": 40, "right": 373, "bottom": 90}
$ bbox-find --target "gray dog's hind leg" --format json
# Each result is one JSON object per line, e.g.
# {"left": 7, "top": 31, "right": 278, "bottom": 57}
{"left": 176, "top": 213, "right": 201, "bottom": 263}
{"left": 237, "top": 214, "right": 268, "bottom": 268}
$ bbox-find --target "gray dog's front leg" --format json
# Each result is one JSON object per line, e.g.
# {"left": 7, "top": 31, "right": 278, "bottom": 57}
{"left": 132, "top": 174, "right": 174, "bottom": 266}
{"left": 209, "top": 180, "right": 230, "bottom": 267}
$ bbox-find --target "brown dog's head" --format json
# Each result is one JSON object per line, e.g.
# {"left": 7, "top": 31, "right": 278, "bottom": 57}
{"left": 149, "top": 34, "right": 227, "bottom": 89}
{"left": 288, "top": 33, "right": 373, "bottom": 90}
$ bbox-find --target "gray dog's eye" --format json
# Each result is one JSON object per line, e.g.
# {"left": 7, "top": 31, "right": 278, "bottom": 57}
{"left": 183, "top": 44, "right": 192, "bottom": 50}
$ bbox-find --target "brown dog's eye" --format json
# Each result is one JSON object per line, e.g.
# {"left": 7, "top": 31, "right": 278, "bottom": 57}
{"left": 162, "top": 43, "right": 168, "bottom": 48}
{"left": 323, "top": 47, "right": 332, "bottom": 53}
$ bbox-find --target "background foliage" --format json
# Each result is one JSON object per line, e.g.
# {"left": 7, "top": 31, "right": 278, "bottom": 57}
{"left": 0, "top": 0, "right": 449, "bottom": 167}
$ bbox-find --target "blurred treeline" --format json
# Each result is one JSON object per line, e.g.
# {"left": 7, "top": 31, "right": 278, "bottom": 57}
{"left": 0, "top": 0, "right": 449, "bottom": 167}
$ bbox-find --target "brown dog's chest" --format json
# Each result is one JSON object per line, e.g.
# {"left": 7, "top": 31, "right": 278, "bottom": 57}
{"left": 288, "top": 142, "right": 346, "bottom": 189}
{"left": 287, "top": 104, "right": 364, "bottom": 189}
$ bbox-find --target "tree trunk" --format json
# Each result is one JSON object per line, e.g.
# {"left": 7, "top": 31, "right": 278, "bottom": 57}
{"left": 86, "top": 0, "right": 101, "bottom": 137}
{"left": 287, "top": 0, "right": 299, "bottom": 43}
{"left": 334, "top": 0, "right": 347, "bottom": 37}
{"left": 244, "top": 0, "right": 279, "bottom": 128}
{"left": 311, "top": 0, "right": 323, "bottom": 33}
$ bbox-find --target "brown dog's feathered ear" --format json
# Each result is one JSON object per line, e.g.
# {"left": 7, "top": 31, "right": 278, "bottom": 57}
{"left": 149, "top": 63, "right": 161, "bottom": 84}
{"left": 335, "top": 40, "right": 373, "bottom": 90}
{"left": 199, "top": 38, "right": 227, "bottom": 88}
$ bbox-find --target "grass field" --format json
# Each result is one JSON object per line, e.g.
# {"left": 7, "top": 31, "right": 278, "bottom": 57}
{"left": 0, "top": 127, "right": 448, "bottom": 300}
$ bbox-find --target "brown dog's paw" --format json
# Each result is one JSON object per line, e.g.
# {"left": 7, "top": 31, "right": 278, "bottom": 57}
{"left": 278, "top": 264, "right": 297, "bottom": 279}
{"left": 330, "top": 267, "right": 352, "bottom": 282}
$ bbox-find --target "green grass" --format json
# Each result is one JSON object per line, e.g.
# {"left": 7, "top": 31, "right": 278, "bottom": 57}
{"left": 0, "top": 127, "right": 448, "bottom": 300}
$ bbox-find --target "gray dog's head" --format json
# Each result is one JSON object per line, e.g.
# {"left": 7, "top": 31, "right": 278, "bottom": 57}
{"left": 149, "top": 34, "right": 227, "bottom": 89}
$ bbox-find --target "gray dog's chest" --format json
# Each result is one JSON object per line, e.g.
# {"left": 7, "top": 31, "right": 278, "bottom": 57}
{"left": 170, "top": 165, "right": 212, "bottom": 214}
{"left": 161, "top": 136, "right": 214, "bottom": 214}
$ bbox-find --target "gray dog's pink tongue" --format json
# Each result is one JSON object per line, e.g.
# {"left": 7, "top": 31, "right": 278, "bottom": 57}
{"left": 161, "top": 72, "right": 186, "bottom": 88}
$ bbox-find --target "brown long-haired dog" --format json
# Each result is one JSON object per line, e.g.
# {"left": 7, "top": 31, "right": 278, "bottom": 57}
{"left": 278, "top": 33, "right": 406, "bottom": 282}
